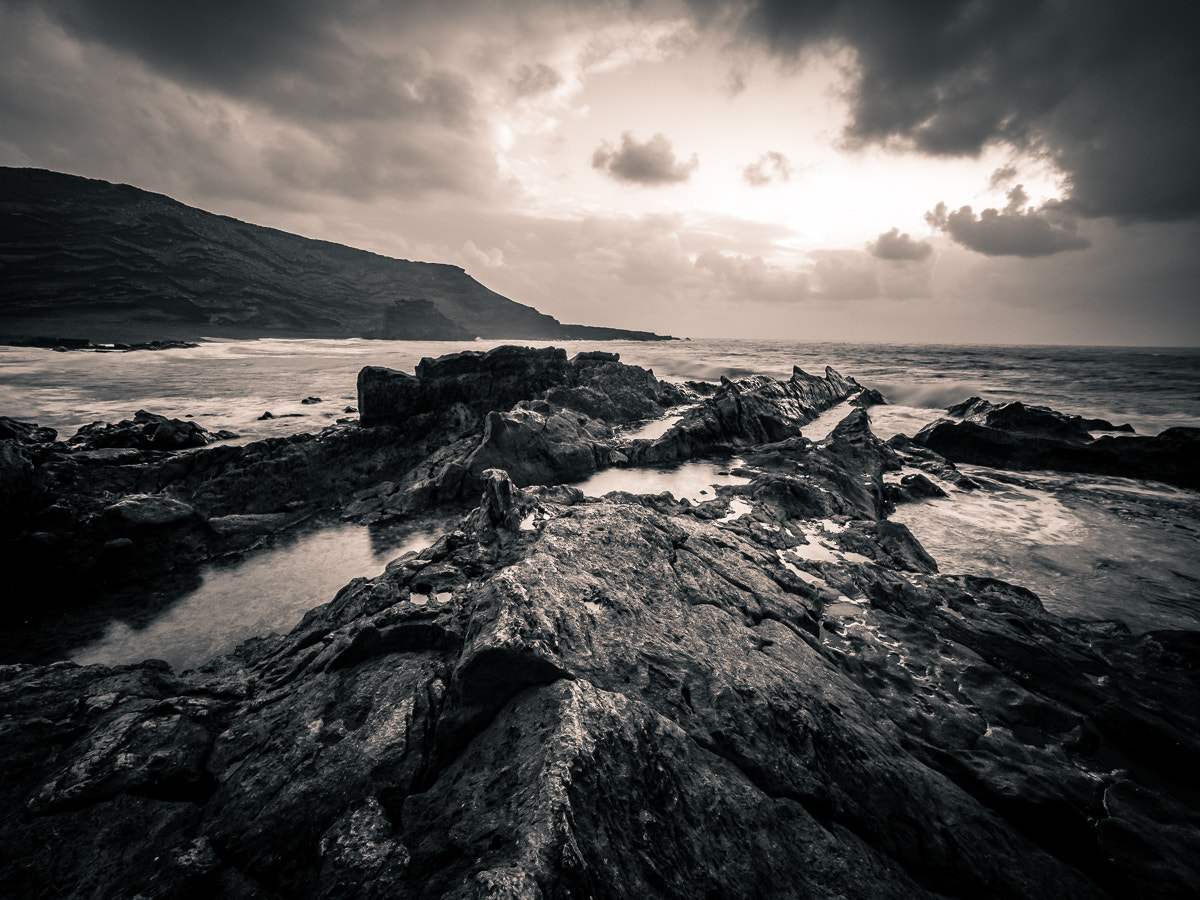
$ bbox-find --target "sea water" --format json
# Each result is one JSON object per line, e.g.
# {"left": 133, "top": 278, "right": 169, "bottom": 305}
{"left": 71, "top": 521, "right": 441, "bottom": 671}
{"left": 2, "top": 337, "right": 1197, "bottom": 666}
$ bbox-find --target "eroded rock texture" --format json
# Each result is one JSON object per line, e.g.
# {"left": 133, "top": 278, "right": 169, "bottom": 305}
{"left": 914, "top": 397, "right": 1200, "bottom": 489}
{"left": 2, "top": 349, "right": 1197, "bottom": 898}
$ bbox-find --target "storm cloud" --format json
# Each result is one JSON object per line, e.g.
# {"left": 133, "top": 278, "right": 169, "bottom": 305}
{"left": 2, "top": 0, "right": 1197, "bottom": 343}
{"left": 703, "top": 0, "right": 1200, "bottom": 223}
{"left": 592, "top": 132, "right": 699, "bottom": 185}
{"left": 925, "top": 187, "right": 1091, "bottom": 258}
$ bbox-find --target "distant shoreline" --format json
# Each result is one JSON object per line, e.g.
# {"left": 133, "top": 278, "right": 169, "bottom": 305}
{"left": 0, "top": 316, "right": 678, "bottom": 346}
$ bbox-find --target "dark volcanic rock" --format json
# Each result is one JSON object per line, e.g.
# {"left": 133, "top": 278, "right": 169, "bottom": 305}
{"left": 915, "top": 400, "right": 1200, "bottom": 489}
{"left": 2, "top": 336, "right": 201, "bottom": 351}
{"left": 543, "top": 350, "right": 690, "bottom": 422}
{"left": 69, "top": 409, "right": 223, "bottom": 451}
{"left": 633, "top": 365, "right": 875, "bottom": 465}
{"left": 358, "top": 345, "right": 571, "bottom": 428}
{"left": 358, "top": 345, "right": 684, "bottom": 430}
{"left": 0, "top": 416, "right": 57, "bottom": 444}
{"left": 464, "top": 405, "right": 610, "bottom": 487}
{"left": 3, "top": 446, "right": 1197, "bottom": 897}
{"left": 947, "top": 397, "right": 1134, "bottom": 438}
{"left": 3, "top": 351, "right": 1198, "bottom": 898}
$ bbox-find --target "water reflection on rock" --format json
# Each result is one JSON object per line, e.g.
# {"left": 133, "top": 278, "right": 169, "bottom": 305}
{"left": 573, "top": 459, "right": 750, "bottom": 504}
{"left": 71, "top": 519, "right": 443, "bottom": 671}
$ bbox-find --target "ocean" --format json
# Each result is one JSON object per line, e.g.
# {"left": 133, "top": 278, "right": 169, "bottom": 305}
{"left": 3, "top": 337, "right": 1198, "bottom": 669}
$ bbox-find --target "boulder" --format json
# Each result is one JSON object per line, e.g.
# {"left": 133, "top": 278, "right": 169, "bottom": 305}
{"left": 358, "top": 346, "right": 691, "bottom": 433}
{"left": 0, "top": 417, "right": 57, "bottom": 444}
{"left": 635, "top": 366, "right": 870, "bottom": 464}
{"left": 68, "top": 410, "right": 216, "bottom": 451}
{"left": 101, "top": 495, "right": 199, "bottom": 528}
{"left": 464, "top": 406, "right": 609, "bottom": 489}
{"left": 947, "top": 397, "right": 1133, "bottom": 438}
{"left": 358, "top": 345, "right": 571, "bottom": 428}
{"left": 542, "top": 351, "right": 688, "bottom": 423}
{"left": 915, "top": 408, "right": 1200, "bottom": 489}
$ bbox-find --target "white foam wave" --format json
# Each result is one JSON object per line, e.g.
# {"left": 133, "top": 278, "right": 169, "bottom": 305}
{"left": 872, "top": 381, "right": 983, "bottom": 410}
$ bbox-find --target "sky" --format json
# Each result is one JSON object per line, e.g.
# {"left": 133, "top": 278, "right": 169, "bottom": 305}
{"left": 2, "top": 0, "right": 1198, "bottom": 345}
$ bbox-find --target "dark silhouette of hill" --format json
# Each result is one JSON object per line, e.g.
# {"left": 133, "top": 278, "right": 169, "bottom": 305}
{"left": 0, "top": 168, "right": 673, "bottom": 342}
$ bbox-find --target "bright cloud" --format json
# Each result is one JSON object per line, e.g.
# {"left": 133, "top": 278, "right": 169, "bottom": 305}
{"left": 0, "top": 0, "right": 1196, "bottom": 344}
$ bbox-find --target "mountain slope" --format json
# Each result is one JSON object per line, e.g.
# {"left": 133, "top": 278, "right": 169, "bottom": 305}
{"left": 0, "top": 168, "right": 672, "bottom": 341}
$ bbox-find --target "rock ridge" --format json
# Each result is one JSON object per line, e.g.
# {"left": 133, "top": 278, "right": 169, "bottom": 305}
{"left": 0, "top": 349, "right": 1197, "bottom": 898}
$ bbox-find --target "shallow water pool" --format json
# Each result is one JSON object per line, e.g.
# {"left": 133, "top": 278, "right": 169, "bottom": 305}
{"left": 573, "top": 460, "right": 750, "bottom": 504}
{"left": 70, "top": 521, "right": 442, "bottom": 671}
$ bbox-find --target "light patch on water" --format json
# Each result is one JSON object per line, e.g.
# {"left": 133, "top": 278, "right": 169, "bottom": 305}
{"left": 824, "top": 600, "right": 864, "bottom": 617}
{"left": 787, "top": 539, "right": 842, "bottom": 565}
{"left": 799, "top": 400, "right": 857, "bottom": 442}
{"left": 717, "top": 498, "right": 753, "bottom": 523}
{"left": 777, "top": 520, "right": 873, "bottom": 571}
{"left": 867, "top": 405, "right": 945, "bottom": 441}
{"left": 574, "top": 460, "right": 750, "bottom": 504}
{"left": 776, "top": 550, "right": 828, "bottom": 587}
{"left": 71, "top": 524, "right": 439, "bottom": 671}
{"left": 410, "top": 590, "right": 454, "bottom": 606}
{"left": 896, "top": 479, "right": 1080, "bottom": 543}
{"left": 784, "top": 522, "right": 876, "bottom": 567}
{"left": 892, "top": 466, "right": 1200, "bottom": 632}
{"left": 621, "top": 414, "right": 684, "bottom": 441}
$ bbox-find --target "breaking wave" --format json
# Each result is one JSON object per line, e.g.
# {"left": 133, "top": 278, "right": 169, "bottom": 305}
{"left": 869, "top": 381, "right": 983, "bottom": 410}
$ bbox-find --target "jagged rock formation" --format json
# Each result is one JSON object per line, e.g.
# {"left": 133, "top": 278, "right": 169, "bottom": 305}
{"left": 0, "top": 348, "right": 697, "bottom": 657}
{"left": 0, "top": 167, "right": 674, "bottom": 342}
{"left": 914, "top": 397, "right": 1200, "bottom": 489}
{"left": 1, "top": 348, "right": 1198, "bottom": 898}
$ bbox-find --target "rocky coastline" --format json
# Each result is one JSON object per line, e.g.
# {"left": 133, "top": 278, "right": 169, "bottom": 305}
{"left": 2, "top": 336, "right": 201, "bottom": 352}
{"left": 1, "top": 347, "right": 1198, "bottom": 898}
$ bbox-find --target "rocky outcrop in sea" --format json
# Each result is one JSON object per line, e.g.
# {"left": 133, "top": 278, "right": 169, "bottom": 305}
{"left": 910, "top": 396, "right": 1200, "bottom": 490}
{"left": 1, "top": 347, "right": 1197, "bottom": 898}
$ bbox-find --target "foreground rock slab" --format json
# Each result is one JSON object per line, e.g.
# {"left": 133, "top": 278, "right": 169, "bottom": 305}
{"left": 2, "top": 350, "right": 1198, "bottom": 897}
{"left": 2, "top": 433, "right": 1197, "bottom": 897}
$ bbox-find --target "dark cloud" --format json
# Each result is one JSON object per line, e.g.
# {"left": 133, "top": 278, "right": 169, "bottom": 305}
{"left": 16, "top": 1, "right": 490, "bottom": 127}
{"left": 592, "top": 132, "right": 698, "bottom": 185}
{"left": 925, "top": 186, "right": 1090, "bottom": 257}
{"left": 511, "top": 63, "right": 563, "bottom": 98}
{"left": 698, "top": 0, "right": 1200, "bottom": 223}
{"left": 741, "top": 151, "right": 791, "bottom": 186}
{"left": 868, "top": 227, "right": 932, "bottom": 261}
{"left": 988, "top": 165, "right": 1018, "bottom": 190}
{"left": 47, "top": 0, "right": 344, "bottom": 92}
{"left": 0, "top": 3, "right": 497, "bottom": 205}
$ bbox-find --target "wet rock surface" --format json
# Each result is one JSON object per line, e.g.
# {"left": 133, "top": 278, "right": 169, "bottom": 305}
{"left": 915, "top": 398, "right": 1200, "bottom": 489}
{"left": 68, "top": 408, "right": 235, "bottom": 451}
{"left": 1, "top": 348, "right": 1198, "bottom": 898}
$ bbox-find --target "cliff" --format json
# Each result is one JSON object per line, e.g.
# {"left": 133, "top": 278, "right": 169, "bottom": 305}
{"left": 0, "top": 168, "right": 673, "bottom": 342}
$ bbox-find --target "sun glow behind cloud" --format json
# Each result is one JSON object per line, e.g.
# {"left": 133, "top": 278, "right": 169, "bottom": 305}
{"left": 1, "top": 0, "right": 1195, "bottom": 344}
{"left": 484, "top": 31, "right": 1066, "bottom": 261}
